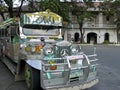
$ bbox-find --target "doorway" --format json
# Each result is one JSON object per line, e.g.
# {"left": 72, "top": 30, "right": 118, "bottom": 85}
{"left": 74, "top": 32, "right": 79, "bottom": 42}
{"left": 104, "top": 33, "right": 109, "bottom": 42}
{"left": 87, "top": 32, "right": 97, "bottom": 44}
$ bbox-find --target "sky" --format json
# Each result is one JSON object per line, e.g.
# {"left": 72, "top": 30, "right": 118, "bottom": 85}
{"left": 13, "top": 0, "right": 21, "bottom": 7}
{"left": 13, "top": 0, "right": 28, "bottom": 7}
{"left": 1, "top": 0, "right": 28, "bottom": 7}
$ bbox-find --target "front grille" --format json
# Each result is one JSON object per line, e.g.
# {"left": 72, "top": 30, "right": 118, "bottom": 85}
{"left": 70, "top": 77, "right": 79, "bottom": 82}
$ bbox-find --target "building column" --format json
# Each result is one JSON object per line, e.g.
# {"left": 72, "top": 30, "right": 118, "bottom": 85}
{"left": 98, "top": 13, "right": 103, "bottom": 27}
{"left": 64, "top": 29, "right": 68, "bottom": 41}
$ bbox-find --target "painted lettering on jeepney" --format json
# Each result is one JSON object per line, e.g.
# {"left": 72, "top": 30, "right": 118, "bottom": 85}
{"left": 23, "top": 11, "right": 62, "bottom": 26}
{"left": 34, "top": 15, "right": 54, "bottom": 24}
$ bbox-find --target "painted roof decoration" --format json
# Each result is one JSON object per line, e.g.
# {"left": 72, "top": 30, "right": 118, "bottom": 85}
{"left": 21, "top": 9, "right": 63, "bottom": 26}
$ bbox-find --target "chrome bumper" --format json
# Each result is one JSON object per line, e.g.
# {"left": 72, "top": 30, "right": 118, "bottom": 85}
{"left": 48, "top": 78, "right": 99, "bottom": 90}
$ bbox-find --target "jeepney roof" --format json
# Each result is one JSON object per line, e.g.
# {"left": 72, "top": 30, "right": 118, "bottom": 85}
{"left": 20, "top": 10, "right": 63, "bottom": 27}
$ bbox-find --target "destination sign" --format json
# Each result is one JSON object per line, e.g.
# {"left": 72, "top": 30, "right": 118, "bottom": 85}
{"left": 21, "top": 10, "right": 62, "bottom": 26}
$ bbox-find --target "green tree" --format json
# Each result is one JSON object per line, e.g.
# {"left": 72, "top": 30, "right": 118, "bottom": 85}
{"left": 0, "top": 0, "right": 26, "bottom": 19}
{"left": 0, "top": 0, "right": 7, "bottom": 20}
{"left": 0, "top": 0, "right": 70, "bottom": 26}
{"left": 71, "top": 1, "right": 94, "bottom": 43}
{"left": 111, "top": 0, "right": 120, "bottom": 43}
{"left": 4, "top": 0, "right": 14, "bottom": 17}
{"left": 101, "top": 0, "right": 120, "bottom": 43}
{"left": 27, "top": 0, "right": 70, "bottom": 26}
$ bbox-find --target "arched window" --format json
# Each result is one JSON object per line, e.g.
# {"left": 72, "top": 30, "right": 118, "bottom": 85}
{"left": 104, "top": 33, "right": 109, "bottom": 41}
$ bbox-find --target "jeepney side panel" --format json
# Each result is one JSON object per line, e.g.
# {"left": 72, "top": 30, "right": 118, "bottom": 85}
{"left": 4, "top": 25, "right": 20, "bottom": 63}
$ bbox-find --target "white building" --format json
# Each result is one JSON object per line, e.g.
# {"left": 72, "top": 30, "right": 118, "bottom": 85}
{"left": 0, "top": 0, "right": 117, "bottom": 44}
{"left": 63, "top": 0, "right": 118, "bottom": 44}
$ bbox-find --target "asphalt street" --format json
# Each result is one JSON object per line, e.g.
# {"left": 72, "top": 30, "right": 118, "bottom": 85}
{"left": 82, "top": 45, "right": 120, "bottom": 90}
{"left": 0, "top": 45, "right": 120, "bottom": 90}
{"left": 0, "top": 61, "right": 27, "bottom": 90}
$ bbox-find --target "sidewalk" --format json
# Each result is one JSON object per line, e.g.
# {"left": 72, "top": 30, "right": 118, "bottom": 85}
{"left": 76, "top": 43, "right": 120, "bottom": 46}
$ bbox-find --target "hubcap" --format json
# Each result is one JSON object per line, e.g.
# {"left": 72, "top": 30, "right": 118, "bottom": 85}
{"left": 25, "top": 65, "right": 31, "bottom": 88}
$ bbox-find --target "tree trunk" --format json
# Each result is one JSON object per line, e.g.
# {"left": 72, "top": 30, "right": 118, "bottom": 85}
{"left": 116, "top": 24, "right": 119, "bottom": 44}
{"left": 8, "top": 6, "right": 13, "bottom": 18}
{"left": 0, "top": 13, "right": 5, "bottom": 20}
{"left": 17, "top": 0, "right": 24, "bottom": 17}
{"left": 79, "top": 23, "right": 84, "bottom": 44}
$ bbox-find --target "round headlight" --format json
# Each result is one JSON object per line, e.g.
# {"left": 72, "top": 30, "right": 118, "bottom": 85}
{"left": 45, "top": 48, "right": 53, "bottom": 55}
{"left": 71, "top": 45, "right": 80, "bottom": 55}
{"left": 71, "top": 47, "right": 78, "bottom": 53}
{"left": 43, "top": 44, "right": 54, "bottom": 56}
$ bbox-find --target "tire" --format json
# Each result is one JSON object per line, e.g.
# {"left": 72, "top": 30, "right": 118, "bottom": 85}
{"left": 25, "top": 64, "right": 41, "bottom": 90}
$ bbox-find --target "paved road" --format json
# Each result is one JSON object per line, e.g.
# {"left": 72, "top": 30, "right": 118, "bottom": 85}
{"left": 0, "top": 61, "right": 27, "bottom": 90}
{"left": 82, "top": 45, "right": 120, "bottom": 90}
{"left": 0, "top": 45, "right": 120, "bottom": 90}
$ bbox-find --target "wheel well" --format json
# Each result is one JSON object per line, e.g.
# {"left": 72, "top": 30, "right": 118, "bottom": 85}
{"left": 15, "top": 60, "right": 26, "bottom": 81}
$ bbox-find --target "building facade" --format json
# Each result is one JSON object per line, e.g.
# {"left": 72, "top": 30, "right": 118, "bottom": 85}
{"left": 63, "top": 0, "right": 118, "bottom": 44}
{"left": 0, "top": 0, "right": 117, "bottom": 44}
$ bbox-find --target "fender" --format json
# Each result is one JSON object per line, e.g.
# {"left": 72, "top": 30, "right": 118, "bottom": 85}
{"left": 26, "top": 60, "right": 42, "bottom": 70}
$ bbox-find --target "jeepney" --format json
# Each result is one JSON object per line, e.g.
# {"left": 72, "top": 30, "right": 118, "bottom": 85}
{"left": 0, "top": 10, "right": 98, "bottom": 90}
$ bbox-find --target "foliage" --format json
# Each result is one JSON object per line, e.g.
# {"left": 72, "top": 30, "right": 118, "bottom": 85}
{"left": 0, "top": 0, "right": 70, "bottom": 24}
{"left": 103, "top": 40, "right": 109, "bottom": 44}
{"left": 0, "top": 0, "right": 8, "bottom": 20}
{"left": 28, "top": 0, "right": 70, "bottom": 23}
{"left": 101, "top": 0, "right": 120, "bottom": 43}
{"left": 100, "top": 1, "right": 114, "bottom": 17}
{"left": 0, "top": 0, "right": 26, "bottom": 19}
{"left": 71, "top": 3, "right": 95, "bottom": 43}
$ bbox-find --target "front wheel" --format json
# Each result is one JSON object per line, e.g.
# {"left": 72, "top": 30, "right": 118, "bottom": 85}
{"left": 25, "top": 64, "right": 41, "bottom": 90}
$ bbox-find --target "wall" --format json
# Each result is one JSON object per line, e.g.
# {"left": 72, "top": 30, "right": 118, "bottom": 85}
{"left": 66, "top": 12, "right": 117, "bottom": 44}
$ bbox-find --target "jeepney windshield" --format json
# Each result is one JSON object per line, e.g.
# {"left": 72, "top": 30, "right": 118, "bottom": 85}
{"left": 22, "top": 25, "right": 60, "bottom": 36}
